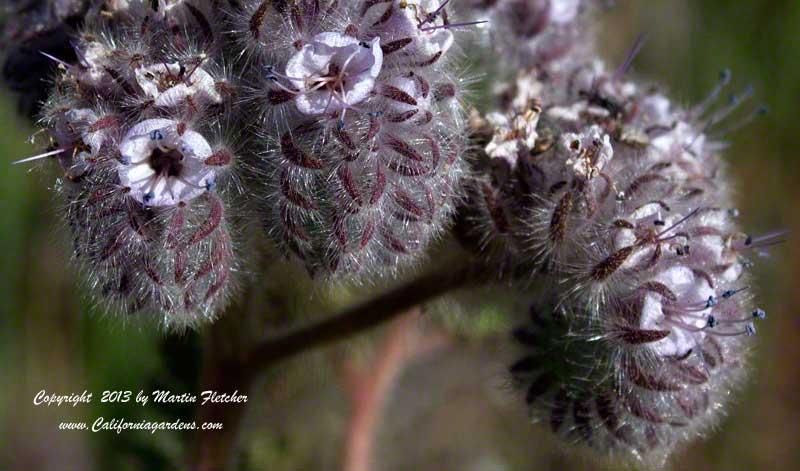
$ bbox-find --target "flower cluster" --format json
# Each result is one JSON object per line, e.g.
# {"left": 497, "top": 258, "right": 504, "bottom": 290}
{"left": 26, "top": 1, "right": 238, "bottom": 329}
{"left": 238, "top": 0, "right": 469, "bottom": 277}
{"left": 460, "top": 47, "right": 777, "bottom": 462}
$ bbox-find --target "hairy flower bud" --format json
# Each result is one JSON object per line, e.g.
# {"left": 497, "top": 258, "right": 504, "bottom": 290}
{"left": 240, "top": 0, "right": 469, "bottom": 277}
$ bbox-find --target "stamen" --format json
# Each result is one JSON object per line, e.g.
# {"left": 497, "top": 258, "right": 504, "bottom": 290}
{"left": 690, "top": 69, "right": 732, "bottom": 119}
{"left": 419, "top": 0, "right": 451, "bottom": 26}
{"left": 613, "top": 32, "right": 647, "bottom": 82}
{"left": 71, "top": 41, "right": 90, "bottom": 68}
{"left": 39, "top": 51, "right": 71, "bottom": 69}
{"left": 264, "top": 65, "right": 307, "bottom": 82}
{"left": 710, "top": 105, "right": 768, "bottom": 137}
{"left": 709, "top": 323, "right": 756, "bottom": 337}
{"left": 656, "top": 207, "right": 701, "bottom": 238}
{"left": 732, "top": 229, "right": 788, "bottom": 252}
{"left": 703, "top": 85, "right": 756, "bottom": 130}
{"left": 12, "top": 148, "right": 67, "bottom": 165}
{"left": 419, "top": 20, "right": 488, "bottom": 32}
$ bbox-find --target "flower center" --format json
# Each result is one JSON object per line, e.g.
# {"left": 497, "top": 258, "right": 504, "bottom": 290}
{"left": 149, "top": 146, "right": 185, "bottom": 178}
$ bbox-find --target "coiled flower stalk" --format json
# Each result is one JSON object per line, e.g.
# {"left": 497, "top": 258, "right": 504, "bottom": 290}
{"left": 238, "top": 0, "right": 471, "bottom": 277}
{"left": 460, "top": 52, "right": 779, "bottom": 463}
{"left": 18, "top": 0, "right": 240, "bottom": 329}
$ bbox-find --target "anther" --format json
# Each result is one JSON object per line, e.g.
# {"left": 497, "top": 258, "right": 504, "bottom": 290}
{"left": 705, "top": 296, "right": 717, "bottom": 308}
{"left": 150, "top": 130, "right": 164, "bottom": 141}
{"left": 745, "top": 323, "right": 756, "bottom": 336}
{"left": 752, "top": 308, "right": 766, "bottom": 319}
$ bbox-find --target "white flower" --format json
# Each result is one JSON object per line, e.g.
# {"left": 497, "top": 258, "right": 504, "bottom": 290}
{"left": 561, "top": 125, "right": 613, "bottom": 179}
{"left": 485, "top": 109, "right": 540, "bottom": 165}
{"left": 639, "top": 266, "right": 715, "bottom": 358}
{"left": 284, "top": 33, "right": 383, "bottom": 116}
{"left": 360, "top": 0, "right": 454, "bottom": 60}
{"left": 134, "top": 61, "right": 222, "bottom": 108}
{"left": 118, "top": 119, "right": 215, "bottom": 207}
{"left": 550, "top": 0, "right": 581, "bottom": 24}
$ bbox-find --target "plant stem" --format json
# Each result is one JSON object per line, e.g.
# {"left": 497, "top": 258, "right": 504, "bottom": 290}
{"left": 242, "top": 260, "right": 479, "bottom": 372}
{"left": 188, "top": 259, "right": 479, "bottom": 470}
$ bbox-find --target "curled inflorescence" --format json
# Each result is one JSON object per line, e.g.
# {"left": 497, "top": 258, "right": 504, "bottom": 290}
{"left": 239, "top": 0, "right": 470, "bottom": 277}
{"left": 459, "top": 38, "right": 778, "bottom": 463}
{"left": 19, "top": 1, "right": 239, "bottom": 329}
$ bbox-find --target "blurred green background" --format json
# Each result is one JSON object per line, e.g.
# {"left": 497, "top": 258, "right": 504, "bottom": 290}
{"left": 0, "top": 1, "right": 797, "bottom": 470}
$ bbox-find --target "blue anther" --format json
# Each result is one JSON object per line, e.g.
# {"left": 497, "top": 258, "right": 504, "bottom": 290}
{"left": 144, "top": 191, "right": 155, "bottom": 203}
{"left": 752, "top": 308, "right": 766, "bottom": 319}
{"left": 705, "top": 296, "right": 717, "bottom": 308}
{"left": 706, "top": 315, "right": 717, "bottom": 328}
{"left": 150, "top": 130, "right": 164, "bottom": 141}
{"left": 745, "top": 323, "right": 756, "bottom": 336}
{"left": 120, "top": 155, "right": 132, "bottom": 165}
{"left": 205, "top": 179, "right": 216, "bottom": 192}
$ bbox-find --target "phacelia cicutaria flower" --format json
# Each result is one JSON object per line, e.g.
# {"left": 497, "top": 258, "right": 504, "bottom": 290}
{"left": 117, "top": 119, "right": 217, "bottom": 207}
